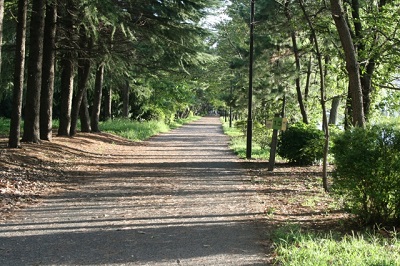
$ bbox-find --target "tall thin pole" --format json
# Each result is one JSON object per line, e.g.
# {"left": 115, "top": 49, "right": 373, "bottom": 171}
{"left": 246, "top": 0, "right": 255, "bottom": 159}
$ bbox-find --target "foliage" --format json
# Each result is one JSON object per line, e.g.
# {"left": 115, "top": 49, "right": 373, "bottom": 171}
{"left": 273, "top": 225, "right": 400, "bottom": 266}
{"left": 331, "top": 123, "right": 400, "bottom": 225}
{"left": 0, "top": 118, "right": 10, "bottom": 136}
{"left": 277, "top": 122, "right": 325, "bottom": 165}
{"left": 222, "top": 119, "right": 270, "bottom": 159}
{"left": 253, "top": 121, "right": 272, "bottom": 150}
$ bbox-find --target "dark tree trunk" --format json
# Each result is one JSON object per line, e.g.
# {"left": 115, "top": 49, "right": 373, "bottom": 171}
{"left": 80, "top": 91, "right": 91, "bottom": 132}
{"left": 122, "top": 81, "right": 130, "bottom": 118}
{"left": 330, "top": 0, "right": 365, "bottom": 127}
{"left": 304, "top": 55, "right": 312, "bottom": 103}
{"left": 22, "top": 0, "right": 46, "bottom": 143}
{"left": 70, "top": 32, "right": 92, "bottom": 136}
{"left": 57, "top": 58, "right": 75, "bottom": 136}
{"left": 70, "top": 58, "right": 91, "bottom": 136}
{"left": 91, "top": 63, "right": 104, "bottom": 132}
{"left": 8, "top": 0, "right": 28, "bottom": 148}
{"left": 351, "top": 0, "right": 375, "bottom": 120}
{"left": 329, "top": 96, "right": 341, "bottom": 125}
{"left": 40, "top": 0, "right": 57, "bottom": 141}
{"left": 57, "top": 0, "right": 76, "bottom": 136}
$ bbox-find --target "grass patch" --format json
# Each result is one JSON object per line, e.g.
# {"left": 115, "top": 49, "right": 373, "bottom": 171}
{"left": 273, "top": 225, "right": 400, "bottom": 266}
{"left": 221, "top": 120, "right": 270, "bottom": 159}
{"left": 101, "top": 116, "right": 201, "bottom": 141}
{"left": 0, "top": 116, "right": 200, "bottom": 141}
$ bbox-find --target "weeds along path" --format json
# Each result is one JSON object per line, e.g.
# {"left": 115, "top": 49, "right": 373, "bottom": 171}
{"left": 0, "top": 116, "right": 268, "bottom": 265}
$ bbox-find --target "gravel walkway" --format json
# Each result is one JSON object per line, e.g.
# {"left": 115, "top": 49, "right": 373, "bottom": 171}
{"left": 0, "top": 116, "right": 268, "bottom": 265}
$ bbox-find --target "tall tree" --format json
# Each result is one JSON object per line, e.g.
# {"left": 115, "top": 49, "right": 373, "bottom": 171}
{"left": 40, "top": 0, "right": 57, "bottom": 141}
{"left": 8, "top": 0, "right": 28, "bottom": 148}
{"left": 22, "top": 0, "right": 46, "bottom": 143}
{"left": 57, "top": 0, "right": 77, "bottom": 136}
{"left": 70, "top": 31, "right": 92, "bottom": 136}
{"left": 284, "top": 0, "right": 308, "bottom": 124}
{"left": 329, "top": 0, "right": 365, "bottom": 127}
{"left": 91, "top": 63, "right": 104, "bottom": 132}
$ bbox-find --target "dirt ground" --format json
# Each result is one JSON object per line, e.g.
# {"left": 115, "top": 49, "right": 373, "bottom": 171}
{"left": 0, "top": 118, "right": 352, "bottom": 264}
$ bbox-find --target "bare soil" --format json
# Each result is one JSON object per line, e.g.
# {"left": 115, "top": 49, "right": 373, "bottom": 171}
{"left": 0, "top": 117, "right": 353, "bottom": 264}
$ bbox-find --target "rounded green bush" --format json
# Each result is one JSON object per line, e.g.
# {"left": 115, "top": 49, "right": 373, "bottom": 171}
{"left": 277, "top": 122, "right": 325, "bottom": 165}
{"left": 332, "top": 124, "right": 400, "bottom": 225}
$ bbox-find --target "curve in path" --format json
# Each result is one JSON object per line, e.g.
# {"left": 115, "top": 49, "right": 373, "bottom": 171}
{"left": 0, "top": 116, "right": 268, "bottom": 265}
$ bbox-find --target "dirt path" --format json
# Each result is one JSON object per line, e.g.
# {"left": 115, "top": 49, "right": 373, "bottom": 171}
{"left": 0, "top": 117, "right": 268, "bottom": 265}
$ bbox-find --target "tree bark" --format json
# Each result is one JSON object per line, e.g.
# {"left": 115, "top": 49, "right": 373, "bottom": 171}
{"left": 40, "top": 0, "right": 57, "bottom": 141}
{"left": 70, "top": 58, "right": 91, "bottom": 136}
{"left": 22, "top": 0, "right": 46, "bottom": 143}
{"left": 57, "top": 0, "right": 76, "bottom": 136}
{"left": 329, "top": 96, "right": 341, "bottom": 125}
{"left": 329, "top": 0, "right": 365, "bottom": 127}
{"left": 91, "top": 63, "right": 104, "bottom": 132}
{"left": 80, "top": 91, "right": 91, "bottom": 132}
{"left": 58, "top": 58, "right": 75, "bottom": 136}
{"left": 8, "top": 0, "right": 28, "bottom": 148}
{"left": 70, "top": 32, "right": 92, "bottom": 136}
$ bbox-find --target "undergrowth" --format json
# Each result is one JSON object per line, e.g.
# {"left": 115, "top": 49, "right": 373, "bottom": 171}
{"left": 273, "top": 225, "right": 400, "bottom": 266}
{"left": 101, "top": 116, "right": 200, "bottom": 141}
{"left": 221, "top": 119, "right": 270, "bottom": 159}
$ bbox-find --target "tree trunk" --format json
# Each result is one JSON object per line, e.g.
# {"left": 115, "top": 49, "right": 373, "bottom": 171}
{"left": 330, "top": 0, "right": 365, "bottom": 127}
{"left": 8, "top": 0, "right": 28, "bottom": 148}
{"left": 104, "top": 86, "right": 112, "bottom": 120}
{"left": 304, "top": 55, "right": 312, "bottom": 103}
{"left": 70, "top": 58, "right": 91, "bottom": 136}
{"left": 70, "top": 31, "right": 92, "bottom": 136}
{"left": 58, "top": 58, "right": 75, "bottom": 136}
{"left": 80, "top": 91, "right": 91, "bottom": 132}
{"left": 299, "top": 0, "right": 329, "bottom": 191}
{"left": 350, "top": 0, "right": 375, "bottom": 120}
{"left": 40, "top": 0, "right": 57, "bottom": 141}
{"left": 22, "top": 0, "right": 46, "bottom": 143}
{"left": 122, "top": 81, "right": 130, "bottom": 118}
{"left": 329, "top": 96, "right": 341, "bottom": 125}
{"left": 91, "top": 63, "right": 104, "bottom": 132}
{"left": 284, "top": 0, "right": 308, "bottom": 124}
{"left": 57, "top": 0, "right": 76, "bottom": 136}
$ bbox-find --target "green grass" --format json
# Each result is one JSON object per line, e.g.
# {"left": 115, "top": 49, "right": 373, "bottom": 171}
{"left": 273, "top": 225, "right": 400, "bottom": 266}
{"left": 1, "top": 116, "right": 201, "bottom": 141}
{"left": 221, "top": 120, "right": 270, "bottom": 159}
{"left": 100, "top": 116, "right": 201, "bottom": 141}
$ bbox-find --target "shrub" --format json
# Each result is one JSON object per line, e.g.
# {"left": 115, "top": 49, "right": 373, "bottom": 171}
{"left": 234, "top": 120, "right": 247, "bottom": 135}
{"left": 277, "top": 122, "right": 325, "bottom": 165}
{"left": 253, "top": 121, "right": 272, "bottom": 150}
{"left": 331, "top": 124, "right": 400, "bottom": 225}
